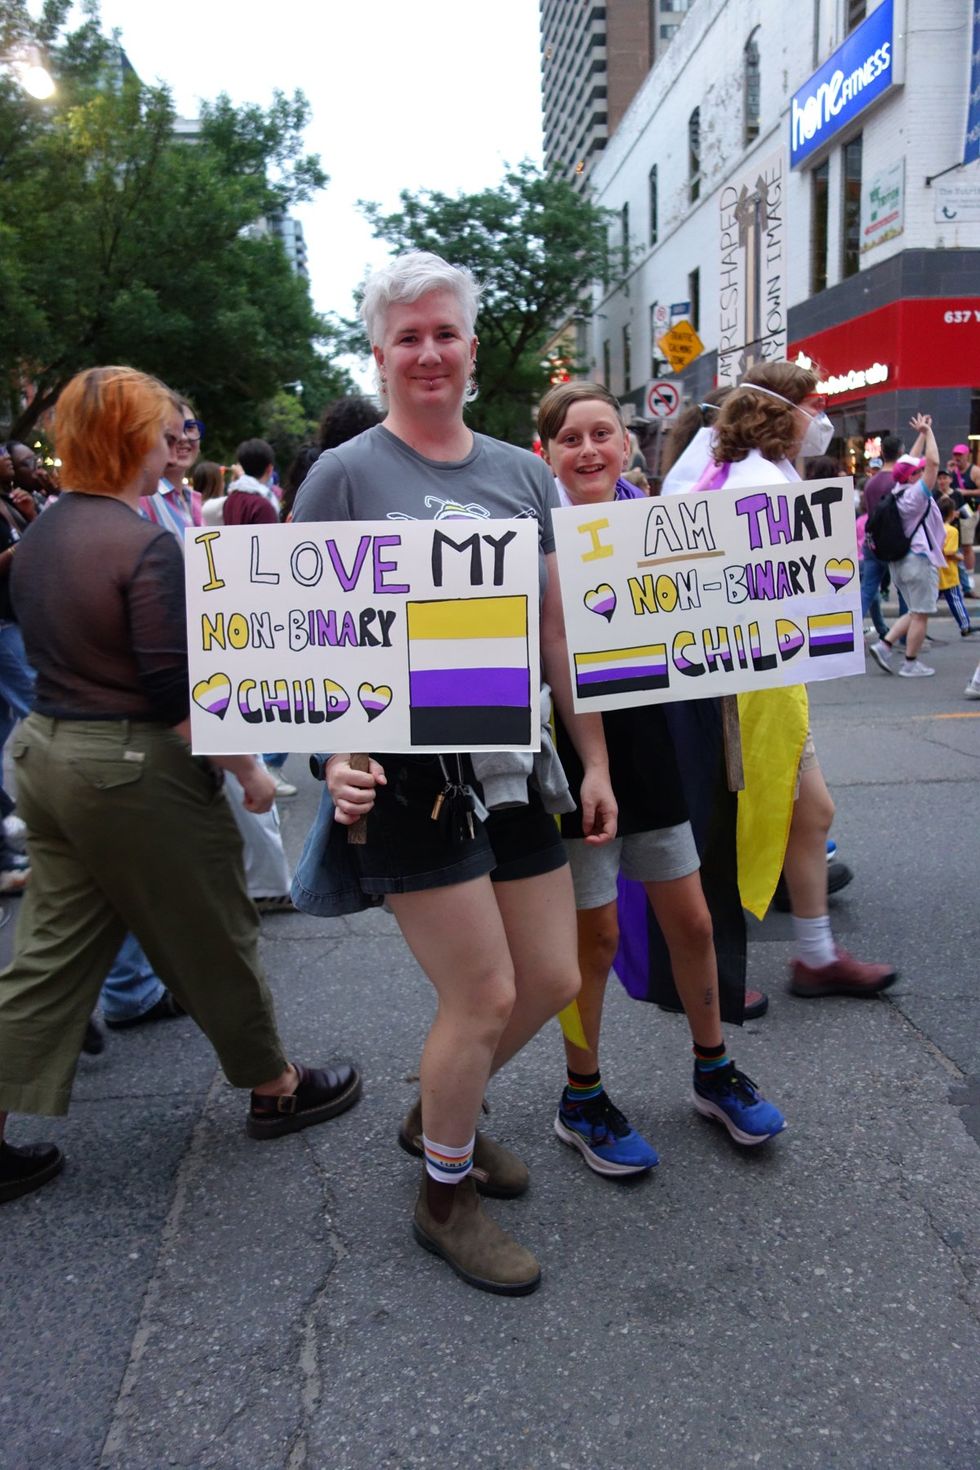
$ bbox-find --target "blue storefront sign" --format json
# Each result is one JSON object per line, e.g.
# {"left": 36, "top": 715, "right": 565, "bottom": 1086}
{"left": 790, "top": 0, "right": 895, "bottom": 169}
{"left": 966, "top": 3, "right": 980, "bottom": 165}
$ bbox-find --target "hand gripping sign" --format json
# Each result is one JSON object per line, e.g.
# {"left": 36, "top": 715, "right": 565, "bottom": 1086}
{"left": 184, "top": 519, "right": 541, "bottom": 754}
{"left": 551, "top": 478, "right": 864, "bottom": 713}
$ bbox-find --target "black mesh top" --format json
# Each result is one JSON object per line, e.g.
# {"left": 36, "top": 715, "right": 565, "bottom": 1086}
{"left": 11, "top": 493, "right": 190, "bottom": 725}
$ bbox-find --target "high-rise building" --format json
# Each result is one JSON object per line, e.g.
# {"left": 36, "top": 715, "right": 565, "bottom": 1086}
{"left": 540, "top": 1, "right": 693, "bottom": 188}
{"left": 580, "top": 0, "right": 980, "bottom": 471}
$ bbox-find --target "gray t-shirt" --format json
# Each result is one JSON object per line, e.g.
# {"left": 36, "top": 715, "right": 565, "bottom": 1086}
{"left": 292, "top": 425, "right": 558, "bottom": 595}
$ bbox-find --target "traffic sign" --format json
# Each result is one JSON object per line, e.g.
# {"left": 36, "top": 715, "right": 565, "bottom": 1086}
{"left": 653, "top": 303, "right": 669, "bottom": 328}
{"left": 644, "top": 378, "right": 682, "bottom": 419}
{"left": 656, "top": 319, "right": 704, "bottom": 373}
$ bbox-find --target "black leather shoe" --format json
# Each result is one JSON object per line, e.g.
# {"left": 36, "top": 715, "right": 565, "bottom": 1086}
{"left": 773, "top": 861, "right": 854, "bottom": 913}
{"left": 104, "top": 990, "right": 186, "bottom": 1029}
{"left": 82, "top": 1017, "right": 105, "bottom": 1055}
{"left": 0, "top": 1140, "right": 64, "bottom": 1203}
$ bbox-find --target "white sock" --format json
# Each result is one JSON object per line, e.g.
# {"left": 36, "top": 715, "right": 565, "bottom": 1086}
{"left": 422, "top": 1132, "right": 475, "bottom": 1184}
{"left": 793, "top": 914, "right": 836, "bottom": 968}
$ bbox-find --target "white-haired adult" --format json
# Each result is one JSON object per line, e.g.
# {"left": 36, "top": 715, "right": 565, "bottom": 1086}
{"left": 292, "top": 251, "right": 616, "bottom": 1296}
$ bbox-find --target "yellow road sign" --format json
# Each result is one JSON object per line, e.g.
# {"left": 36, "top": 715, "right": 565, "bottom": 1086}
{"left": 656, "top": 319, "right": 704, "bottom": 373}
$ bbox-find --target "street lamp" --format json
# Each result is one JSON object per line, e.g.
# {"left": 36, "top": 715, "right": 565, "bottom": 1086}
{"left": 1, "top": 46, "right": 55, "bottom": 100}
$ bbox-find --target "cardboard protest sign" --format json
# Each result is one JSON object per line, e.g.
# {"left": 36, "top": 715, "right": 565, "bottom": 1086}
{"left": 184, "top": 519, "right": 541, "bottom": 754}
{"left": 551, "top": 478, "right": 863, "bottom": 713}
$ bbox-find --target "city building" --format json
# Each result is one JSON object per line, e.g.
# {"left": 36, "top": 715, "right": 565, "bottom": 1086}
{"left": 540, "top": 1, "right": 694, "bottom": 189}
{"left": 578, "top": 0, "right": 980, "bottom": 470}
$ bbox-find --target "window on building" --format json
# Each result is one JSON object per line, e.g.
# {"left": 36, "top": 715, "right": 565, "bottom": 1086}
{"left": 623, "top": 323, "right": 633, "bottom": 393}
{"left": 661, "top": 0, "right": 690, "bottom": 11}
{"left": 621, "top": 202, "right": 630, "bottom": 276}
{"left": 846, "top": 0, "right": 866, "bottom": 34}
{"left": 811, "top": 158, "right": 829, "bottom": 294}
{"left": 649, "top": 164, "right": 659, "bottom": 245}
{"left": 842, "top": 134, "right": 863, "bottom": 279}
{"left": 603, "top": 338, "right": 612, "bottom": 387}
{"left": 744, "top": 28, "right": 760, "bottom": 146}
{"left": 688, "top": 268, "right": 700, "bottom": 332}
{"left": 688, "top": 107, "right": 701, "bottom": 203}
{"left": 661, "top": 23, "right": 679, "bottom": 40}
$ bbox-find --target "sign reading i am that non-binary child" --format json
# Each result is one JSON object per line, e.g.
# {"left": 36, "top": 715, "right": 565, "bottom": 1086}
{"left": 551, "top": 479, "right": 864, "bottom": 714}
{"left": 184, "top": 519, "right": 541, "bottom": 755}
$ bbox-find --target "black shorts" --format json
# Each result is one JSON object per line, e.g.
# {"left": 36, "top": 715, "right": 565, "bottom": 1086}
{"left": 352, "top": 754, "right": 567, "bottom": 895}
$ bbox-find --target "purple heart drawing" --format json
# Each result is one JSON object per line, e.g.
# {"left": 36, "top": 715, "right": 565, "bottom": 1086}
{"left": 584, "top": 583, "right": 617, "bottom": 622}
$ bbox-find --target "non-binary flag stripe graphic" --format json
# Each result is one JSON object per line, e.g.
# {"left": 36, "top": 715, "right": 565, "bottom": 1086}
{"left": 574, "top": 643, "right": 669, "bottom": 700}
{"left": 407, "top": 596, "right": 532, "bottom": 745}
{"left": 807, "top": 611, "right": 855, "bottom": 657}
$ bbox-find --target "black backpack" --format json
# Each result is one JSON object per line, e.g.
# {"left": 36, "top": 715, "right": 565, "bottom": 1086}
{"left": 866, "top": 487, "right": 931, "bottom": 563}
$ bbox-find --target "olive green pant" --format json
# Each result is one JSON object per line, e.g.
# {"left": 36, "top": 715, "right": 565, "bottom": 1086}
{"left": 0, "top": 715, "right": 287, "bottom": 1116}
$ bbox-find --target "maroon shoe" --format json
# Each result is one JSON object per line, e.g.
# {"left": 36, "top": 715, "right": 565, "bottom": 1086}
{"left": 246, "top": 1062, "right": 362, "bottom": 1139}
{"left": 789, "top": 950, "right": 897, "bottom": 998}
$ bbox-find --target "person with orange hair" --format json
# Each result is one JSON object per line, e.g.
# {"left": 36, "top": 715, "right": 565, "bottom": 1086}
{"left": 0, "top": 366, "right": 361, "bottom": 1204}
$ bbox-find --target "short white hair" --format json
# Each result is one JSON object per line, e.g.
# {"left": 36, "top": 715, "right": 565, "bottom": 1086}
{"left": 360, "top": 250, "right": 481, "bottom": 347}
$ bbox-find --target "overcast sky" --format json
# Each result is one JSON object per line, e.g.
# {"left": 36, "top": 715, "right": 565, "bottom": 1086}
{"left": 51, "top": 1, "right": 545, "bottom": 380}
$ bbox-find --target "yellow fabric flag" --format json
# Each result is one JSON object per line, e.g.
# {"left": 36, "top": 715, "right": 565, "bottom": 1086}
{"left": 736, "top": 686, "right": 809, "bottom": 920}
{"left": 557, "top": 999, "right": 589, "bottom": 1050}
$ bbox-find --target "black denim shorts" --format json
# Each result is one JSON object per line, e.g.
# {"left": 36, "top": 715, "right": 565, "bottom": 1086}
{"left": 352, "top": 754, "right": 567, "bottom": 895}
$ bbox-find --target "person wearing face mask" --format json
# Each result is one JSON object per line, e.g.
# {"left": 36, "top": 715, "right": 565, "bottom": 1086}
{"left": 692, "top": 362, "right": 896, "bottom": 1000}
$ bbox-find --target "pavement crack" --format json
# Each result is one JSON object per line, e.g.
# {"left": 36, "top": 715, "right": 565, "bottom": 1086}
{"left": 285, "top": 1136, "right": 349, "bottom": 1470}
{"left": 97, "top": 1068, "right": 226, "bottom": 1469}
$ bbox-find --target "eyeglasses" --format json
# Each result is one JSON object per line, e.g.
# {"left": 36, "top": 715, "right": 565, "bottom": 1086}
{"left": 182, "top": 418, "right": 205, "bottom": 444}
{"left": 164, "top": 432, "right": 181, "bottom": 452}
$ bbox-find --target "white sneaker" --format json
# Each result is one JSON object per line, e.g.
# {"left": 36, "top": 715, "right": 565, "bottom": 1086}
{"left": 965, "top": 678, "right": 980, "bottom": 699}
{"left": 272, "top": 772, "right": 297, "bottom": 797}
{"left": 869, "top": 639, "right": 894, "bottom": 673}
{"left": 897, "top": 659, "right": 935, "bottom": 678}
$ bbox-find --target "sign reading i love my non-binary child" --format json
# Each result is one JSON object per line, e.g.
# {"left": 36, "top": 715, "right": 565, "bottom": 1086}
{"left": 552, "top": 478, "right": 864, "bottom": 714}
{"left": 184, "top": 519, "right": 541, "bottom": 754}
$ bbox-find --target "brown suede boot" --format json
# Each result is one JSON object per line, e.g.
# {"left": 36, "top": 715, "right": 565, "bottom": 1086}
{"left": 397, "top": 1097, "right": 530, "bottom": 1198}
{"left": 412, "top": 1173, "right": 541, "bottom": 1295}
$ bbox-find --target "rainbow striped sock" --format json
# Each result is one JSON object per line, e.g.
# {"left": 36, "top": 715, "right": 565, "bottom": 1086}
{"left": 693, "top": 1040, "right": 731, "bottom": 1075}
{"left": 422, "top": 1132, "right": 474, "bottom": 1185}
{"left": 564, "top": 1068, "right": 603, "bottom": 1108}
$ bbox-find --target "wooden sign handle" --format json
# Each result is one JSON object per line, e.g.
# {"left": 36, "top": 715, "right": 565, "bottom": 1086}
{"left": 346, "top": 752, "right": 371, "bottom": 845}
{"left": 720, "top": 695, "right": 744, "bottom": 793}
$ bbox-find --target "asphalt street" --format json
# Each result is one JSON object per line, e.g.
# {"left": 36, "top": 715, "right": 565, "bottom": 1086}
{"left": 2, "top": 612, "right": 979, "bottom": 1470}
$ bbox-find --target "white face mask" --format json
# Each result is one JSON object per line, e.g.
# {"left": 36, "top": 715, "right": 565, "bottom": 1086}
{"left": 742, "top": 383, "right": 834, "bottom": 457}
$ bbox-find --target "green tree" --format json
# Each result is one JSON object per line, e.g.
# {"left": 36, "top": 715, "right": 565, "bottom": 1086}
{"left": 0, "top": 0, "right": 350, "bottom": 451}
{"left": 357, "top": 162, "right": 613, "bottom": 445}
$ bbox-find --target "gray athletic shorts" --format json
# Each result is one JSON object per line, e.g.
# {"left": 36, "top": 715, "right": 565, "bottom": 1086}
{"left": 564, "top": 821, "right": 700, "bottom": 911}
{"left": 891, "top": 552, "right": 939, "bottom": 615}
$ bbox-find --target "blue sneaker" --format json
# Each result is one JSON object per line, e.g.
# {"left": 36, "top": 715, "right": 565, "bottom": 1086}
{"left": 692, "top": 1065, "right": 786, "bottom": 1146}
{"left": 554, "top": 1091, "right": 659, "bottom": 1177}
{"left": 826, "top": 838, "right": 837, "bottom": 862}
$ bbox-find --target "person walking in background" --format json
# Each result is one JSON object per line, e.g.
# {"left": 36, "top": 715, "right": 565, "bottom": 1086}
{"left": 860, "top": 434, "right": 902, "bottom": 641}
{"left": 868, "top": 416, "right": 944, "bottom": 679}
{"left": 948, "top": 443, "right": 979, "bottom": 595}
{"left": 0, "top": 365, "right": 360, "bottom": 1205}
{"left": 936, "top": 495, "right": 972, "bottom": 636}
{"left": 194, "top": 460, "right": 227, "bottom": 528}
{"left": 223, "top": 440, "right": 279, "bottom": 524}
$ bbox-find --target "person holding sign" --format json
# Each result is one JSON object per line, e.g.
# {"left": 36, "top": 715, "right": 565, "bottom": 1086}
{"left": 702, "top": 363, "right": 897, "bottom": 999}
{"left": 0, "top": 366, "right": 361, "bottom": 1206}
{"left": 537, "top": 382, "right": 785, "bottom": 1173}
{"left": 293, "top": 252, "right": 616, "bottom": 1296}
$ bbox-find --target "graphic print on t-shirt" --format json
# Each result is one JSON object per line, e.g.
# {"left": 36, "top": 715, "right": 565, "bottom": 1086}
{"left": 387, "top": 494, "right": 542, "bottom": 525}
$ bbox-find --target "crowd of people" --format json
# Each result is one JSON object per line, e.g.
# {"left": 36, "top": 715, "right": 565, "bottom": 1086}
{"left": 0, "top": 250, "right": 975, "bottom": 1298}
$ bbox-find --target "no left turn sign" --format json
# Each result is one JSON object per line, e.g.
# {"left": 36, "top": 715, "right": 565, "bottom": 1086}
{"left": 644, "top": 379, "right": 682, "bottom": 419}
